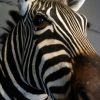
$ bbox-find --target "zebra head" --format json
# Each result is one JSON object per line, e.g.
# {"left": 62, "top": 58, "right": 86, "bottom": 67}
{"left": 1, "top": 0, "right": 99, "bottom": 100}
{"left": 17, "top": 0, "right": 100, "bottom": 99}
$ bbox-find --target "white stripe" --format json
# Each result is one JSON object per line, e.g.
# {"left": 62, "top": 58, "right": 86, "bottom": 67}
{"left": 34, "top": 25, "right": 54, "bottom": 35}
{"left": 56, "top": 7, "right": 72, "bottom": 35}
{"left": 47, "top": 73, "right": 72, "bottom": 87}
{"left": 0, "top": 64, "right": 6, "bottom": 78}
{"left": 26, "top": 41, "right": 36, "bottom": 86}
{"left": 0, "top": 84, "right": 11, "bottom": 100}
{"left": 39, "top": 49, "right": 69, "bottom": 76}
{"left": 11, "top": 26, "right": 27, "bottom": 84}
{"left": 43, "top": 62, "right": 72, "bottom": 81}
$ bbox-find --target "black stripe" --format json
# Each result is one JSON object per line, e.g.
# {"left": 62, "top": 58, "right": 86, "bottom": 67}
{"left": 45, "top": 67, "right": 71, "bottom": 84}
{"left": 49, "top": 81, "right": 71, "bottom": 93}
{"left": 36, "top": 44, "right": 69, "bottom": 69}
{"left": 41, "top": 55, "right": 71, "bottom": 78}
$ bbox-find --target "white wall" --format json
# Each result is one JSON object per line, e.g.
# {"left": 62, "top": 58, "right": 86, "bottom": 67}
{"left": 0, "top": 0, "right": 100, "bottom": 54}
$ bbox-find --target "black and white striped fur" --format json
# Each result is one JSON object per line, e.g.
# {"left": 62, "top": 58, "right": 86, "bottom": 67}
{"left": 0, "top": 0, "right": 100, "bottom": 100}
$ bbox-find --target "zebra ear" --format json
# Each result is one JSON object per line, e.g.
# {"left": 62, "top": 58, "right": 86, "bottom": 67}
{"left": 18, "top": 0, "right": 29, "bottom": 16}
{"left": 67, "top": 0, "right": 85, "bottom": 11}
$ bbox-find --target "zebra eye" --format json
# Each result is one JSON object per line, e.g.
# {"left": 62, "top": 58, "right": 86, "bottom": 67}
{"left": 33, "top": 14, "right": 49, "bottom": 30}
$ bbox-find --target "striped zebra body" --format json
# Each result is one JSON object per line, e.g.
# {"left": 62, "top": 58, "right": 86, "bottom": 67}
{"left": 0, "top": 0, "right": 100, "bottom": 100}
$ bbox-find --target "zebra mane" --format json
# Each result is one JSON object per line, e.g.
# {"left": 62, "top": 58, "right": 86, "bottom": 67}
{"left": 0, "top": 10, "right": 21, "bottom": 44}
